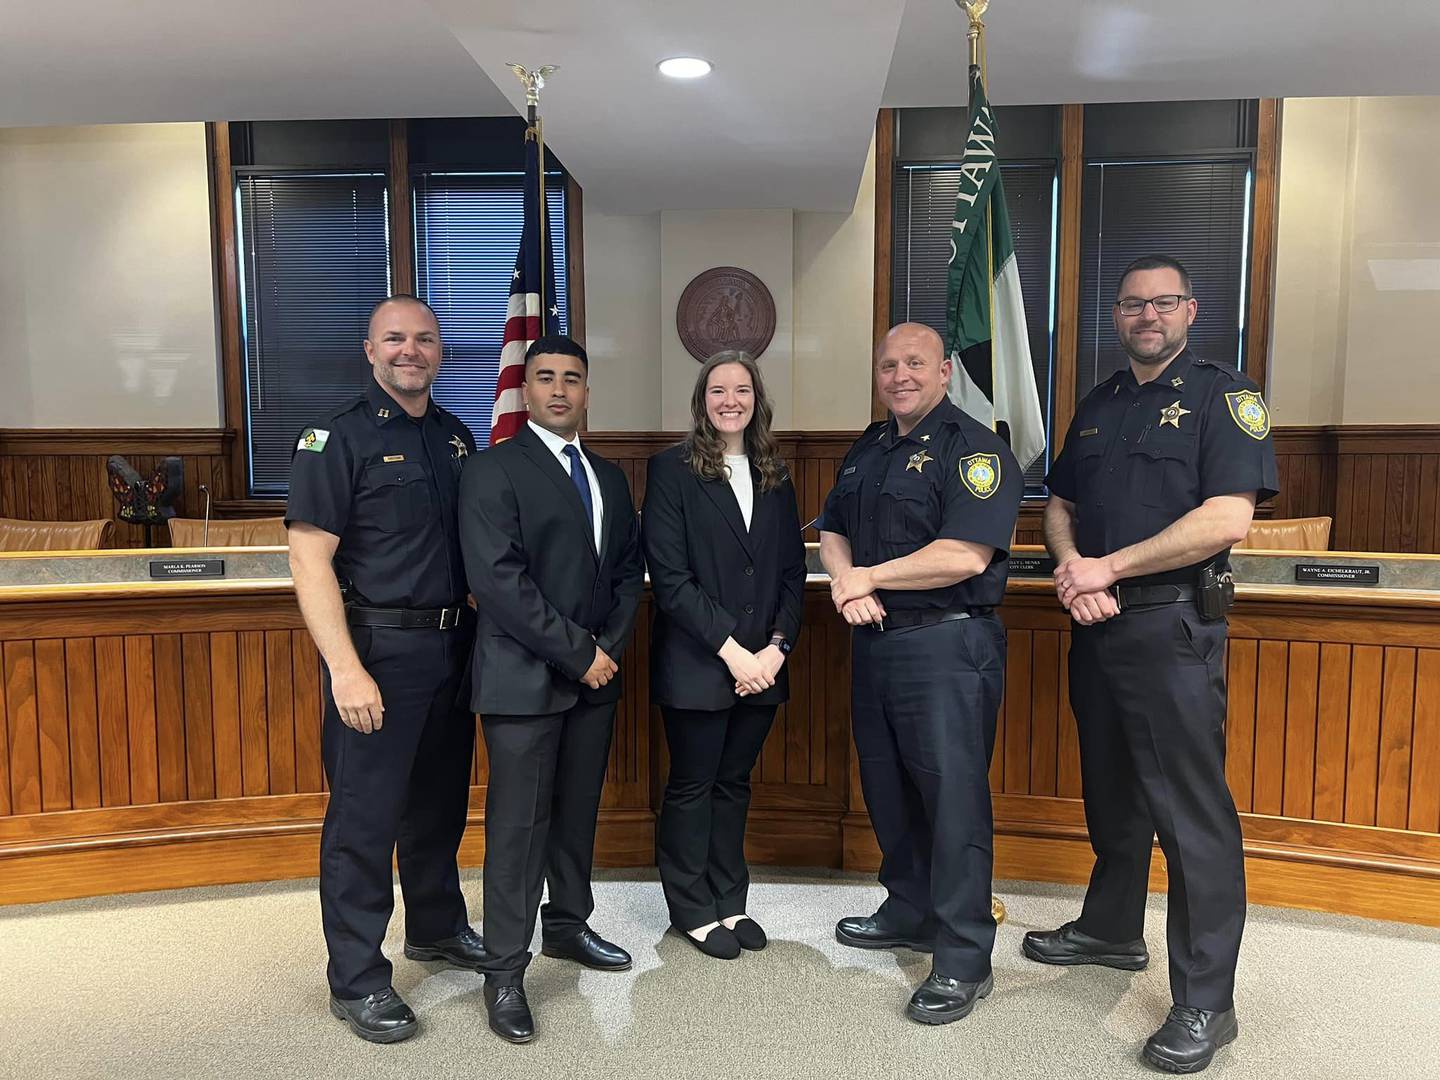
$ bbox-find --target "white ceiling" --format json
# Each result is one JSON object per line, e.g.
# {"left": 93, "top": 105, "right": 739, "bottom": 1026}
{"left": 2, "top": 0, "right": 1439, "bottom": 212}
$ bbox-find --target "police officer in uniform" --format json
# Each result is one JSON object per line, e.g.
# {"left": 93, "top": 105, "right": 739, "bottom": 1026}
{"left": 819, "top": 322, "right": 1021, "bottom": 1025}
{"left": 1029, "top": 256, "right": 1278, "bottom": 1073}
{"left": 287, "top": 295, "right": 486, "bottom": 1043}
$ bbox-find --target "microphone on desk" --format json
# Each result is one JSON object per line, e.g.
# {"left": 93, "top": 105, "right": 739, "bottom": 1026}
{"left": 199, "top": 484, "right": 212, "bottom": 547}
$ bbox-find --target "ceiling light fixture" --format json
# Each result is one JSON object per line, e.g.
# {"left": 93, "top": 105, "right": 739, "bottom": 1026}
{"left": 658, "top": 57, "right": 712, "bottom": 79}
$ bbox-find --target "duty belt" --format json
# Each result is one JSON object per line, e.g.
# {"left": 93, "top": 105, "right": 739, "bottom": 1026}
{"left": 346, "top": 604, "right": 471, "bottom": 630}
{"left": 866, "top": 606, "right": 993, "bottom": 631}
{"left": 1111, "top": 584, "right": 1196, "bottom": 611}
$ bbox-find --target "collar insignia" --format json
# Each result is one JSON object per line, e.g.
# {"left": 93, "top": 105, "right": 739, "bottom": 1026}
{"left": 1170, "top": 376, "right": 1184, "bottom": 388}
{"left": 377, "top": 407, "right": 391, "bottom": 419}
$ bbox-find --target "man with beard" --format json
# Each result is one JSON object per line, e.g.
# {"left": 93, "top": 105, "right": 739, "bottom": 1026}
{"left": 1029, "top": 256, "right": 1278, "bottom": 1073}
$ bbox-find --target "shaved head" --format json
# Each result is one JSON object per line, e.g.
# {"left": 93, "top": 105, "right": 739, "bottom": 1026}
{"left": 876, "top": 322, "right": 945, "bottom": 364}
{"left": 367, "top": 294, "right": 439, "bottom": 340}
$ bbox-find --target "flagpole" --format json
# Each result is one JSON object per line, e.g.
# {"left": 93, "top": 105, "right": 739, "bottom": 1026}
{"left": 509, "top": 64, "right": 558, "bottom": 334}
{"left": 958, "top": 0, "right": 1007, "bottom": 931}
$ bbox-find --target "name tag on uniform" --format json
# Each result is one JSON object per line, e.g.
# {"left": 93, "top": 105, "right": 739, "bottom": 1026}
{"left": 842, "top": 466, "right": 857, "bottom": 476}
{"left": 383, "top": 454, "right": 405, "bottom": 463}
{"left": 1079, "top": 428, "right": 1099, "bottom": 437}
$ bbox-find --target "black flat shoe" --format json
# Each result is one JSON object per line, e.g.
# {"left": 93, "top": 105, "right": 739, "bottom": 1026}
{"left": 1141, "top": 1006, "right": 1238, "bottom": 1073}
{"left": 905, "top": 971, "right": 993, "bottom": 1025}
{"left": 1022, "top": 920, "right": 1149, "bottom": 971}
{"left": 404, "top": 925, "right": 489, "bottom": 970}
{"left": 483, "top": 981, "right": 535, "bottom": 1044}
{"left": 727, "top": 917, "right": 767, "bottom": 951}
{"left": 541, "top": 928, "right": 633, "bottom": 971}
{"left": 674, "top": 924, "right": 741, "bottom": 959}
{"left": 328, "top": 986, "right": 418, "bottom": 1044}
{"left": 835, "top": 914, "right": 934, "bottom": 953}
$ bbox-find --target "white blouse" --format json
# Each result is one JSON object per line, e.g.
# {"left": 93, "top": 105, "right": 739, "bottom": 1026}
{"left": 724, "top": 454, "right": 753, "bottom": 530}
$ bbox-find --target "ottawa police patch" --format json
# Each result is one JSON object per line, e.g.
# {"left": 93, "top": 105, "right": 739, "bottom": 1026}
{"left": 959, "top": 453, "right": 1001, "bottom": 499}
{"left": 1224, "top": 390, "right": 1271, "bottom": 440}
{"left": 297, "top": 428, "right": 329, "bottom": 453}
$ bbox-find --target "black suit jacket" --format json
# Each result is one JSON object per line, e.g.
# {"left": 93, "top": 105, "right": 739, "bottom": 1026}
{"left": 460, "top": 424, "right": 644, "bottom": 716}
{"left": 641, "top": 444, "right": 806, "bottom": 710}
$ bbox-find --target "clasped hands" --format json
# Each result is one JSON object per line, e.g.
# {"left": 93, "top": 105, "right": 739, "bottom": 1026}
{"left": 830, "top": 565, "right": 886, "bottom": 627}
{"left": 1053, "top": 556, "right": 1119, "bottom": 626}
{"left": 582, "top": 644, "right": 619, "bottom": 689}
{"left": 720, "top": 639, "right": 786, "bottom": 697}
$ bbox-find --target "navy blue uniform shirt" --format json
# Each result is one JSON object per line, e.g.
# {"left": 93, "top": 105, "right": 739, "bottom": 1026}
{"left": 1045, "top": 348, "right": 1279, "bottom": 584}
{"left": 285, "top": 380, "right": 476, "bottom": 608}
{"left": 818, "top": 397, "right": 1023, "bottom": 610}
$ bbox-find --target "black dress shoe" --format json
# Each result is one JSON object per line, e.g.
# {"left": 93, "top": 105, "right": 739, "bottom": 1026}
{"left": 835, "top": 915, "right": 934, "bottom": 953}
{"left": 674, "top": 924, "right": 741, "bottom": 960}
{"left": 483, "top": 981, "right": 535, "bottom": 1044}
{"left": 1141, "top": 1006, "right": 1238, "bottom": 1073}
{"left": 728, "top": 917, "right": 767, "bottom": 951}
{"left": 404, "top": 925, "right": 489, "bottom": 970}
{"left": 1021, "top": 920, "right": 1149, "bottom": 971}
{"left": 328, "top": 986, "right": 418, "bottom": 1044}
{"left": 541, "top": 928, "right": 632, "bottom": 971}
{"left": 906, "top": 971, "right": 993, "bottom": 1025}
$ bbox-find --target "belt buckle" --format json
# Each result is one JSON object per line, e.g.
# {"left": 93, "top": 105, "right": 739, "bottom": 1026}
{"left": 438, "top": 607, "right": 457, "bottom": 630}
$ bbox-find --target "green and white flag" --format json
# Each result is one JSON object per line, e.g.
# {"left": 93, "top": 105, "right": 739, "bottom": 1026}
{"left": 944, "top": 64, "right": 1045, "bottom": 471}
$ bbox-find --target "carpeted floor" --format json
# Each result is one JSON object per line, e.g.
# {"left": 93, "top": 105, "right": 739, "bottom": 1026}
{"left": 2, "top": 869, "right": 1437, "bottom": 1080}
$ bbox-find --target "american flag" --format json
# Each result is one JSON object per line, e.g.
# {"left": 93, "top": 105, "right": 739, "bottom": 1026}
{"left": 491, "top": 124, "right": 558, "bottom": 444}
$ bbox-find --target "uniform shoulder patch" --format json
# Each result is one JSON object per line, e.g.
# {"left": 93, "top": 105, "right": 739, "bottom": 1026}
{"left": 959, "top": 452, "right": 1002, "bottom": 499}
{"left": 1223, "top": 390, "right": 1271, "bottom": 440}
{"left": 297, "top": 428, "right": 330, "bottom": 453}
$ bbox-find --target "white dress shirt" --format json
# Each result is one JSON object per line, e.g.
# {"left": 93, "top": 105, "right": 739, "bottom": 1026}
{"left": 528, "top": 419, "right": 605, "bottom": 550}
{"left": 725, "top": 454, "right": 753, "bottom": 530}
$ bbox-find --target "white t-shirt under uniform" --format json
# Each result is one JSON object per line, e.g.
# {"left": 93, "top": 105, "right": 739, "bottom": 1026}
{"left": 725, "top": 454, "right": 753, "bottom": 530}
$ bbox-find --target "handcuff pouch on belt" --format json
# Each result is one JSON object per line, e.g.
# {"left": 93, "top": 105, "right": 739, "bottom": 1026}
{"left": 1196, "top": 564, "right": 1235, "bottom": 622}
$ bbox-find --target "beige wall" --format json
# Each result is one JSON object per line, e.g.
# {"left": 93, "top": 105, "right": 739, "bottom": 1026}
{"left": 583, "top": 137, "right": 877, "bottom": 433}
{"left": 1269, "top": 96, "right": 1440, "bottom": 425}
{"left": 0, "top": 124, "right": 219, "bottom": 428}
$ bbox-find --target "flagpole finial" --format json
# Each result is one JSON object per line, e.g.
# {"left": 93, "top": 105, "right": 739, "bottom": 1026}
{"left": 957, "top": 0, "right": 988, "bottom": 64}
{"left": 507, "top": 63, "right": 559, "bottom": 109}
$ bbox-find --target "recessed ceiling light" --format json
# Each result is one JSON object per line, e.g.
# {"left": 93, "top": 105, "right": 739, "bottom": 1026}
{"left": 658, "top": 57, "right": 712, "bottom": 79}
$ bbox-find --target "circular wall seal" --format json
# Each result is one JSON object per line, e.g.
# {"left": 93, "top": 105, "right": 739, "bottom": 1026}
{"left": 676, "top": 266, "right": 776, "bottom": 362}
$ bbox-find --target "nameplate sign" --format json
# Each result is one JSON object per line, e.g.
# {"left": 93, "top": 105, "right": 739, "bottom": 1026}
{"left": 1294, "top": 563, "right": 1379, "bottom": 586}
{"left": 149, "top": 558, "right": 226, "bottom": 580}
{"left": 1009, "top": 554, "right": 1057, "bottom": 577}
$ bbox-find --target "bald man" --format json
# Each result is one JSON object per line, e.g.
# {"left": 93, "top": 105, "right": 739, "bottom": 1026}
{"left": 818, "top": 323, "right": 1022, "bottom": 1024}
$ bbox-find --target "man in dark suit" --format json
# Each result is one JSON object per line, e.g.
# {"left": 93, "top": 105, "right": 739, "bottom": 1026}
{"left": 458, "top": 334, "right": 644, "bottom": 1044}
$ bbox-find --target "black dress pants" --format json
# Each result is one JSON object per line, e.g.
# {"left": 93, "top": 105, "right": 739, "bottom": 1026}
{"left": 1069, "top": 602, "right": 1246, "bottom": 1012}
{"left": 657, "top": 702, "right": 777, "bottom": 929}
{"left": 850, "top": 614, "right": 1005, "bottom": 983}
{"left": 319, "top": 624, "right": 476, "bottom": 999}
{"left": 477, "top": 700, "right": 615, "bottom": 985}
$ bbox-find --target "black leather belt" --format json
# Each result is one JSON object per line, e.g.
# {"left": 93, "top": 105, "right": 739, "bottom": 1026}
{"left": 346, "top": 604, "right": 470, "bottom": 630}
{"left": 866, "top": 606, "right": 993, "bottom": 631}
{"left": 1112, "top": 584, "right": 1196, "bottom": 610}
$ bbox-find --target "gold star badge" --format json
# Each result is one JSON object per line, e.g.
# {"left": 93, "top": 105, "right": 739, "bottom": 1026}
{"left": 1170, "top": 376, "right": 1184, "bottom": 388}
{"left": 906, "top": 451, "right": 933, "bottom": 474}
{"left": 449, "top": 435, "right": 468, "bottom": 459}
{"left": 1159, "top": 400, "right": 1191, "bottom": 429}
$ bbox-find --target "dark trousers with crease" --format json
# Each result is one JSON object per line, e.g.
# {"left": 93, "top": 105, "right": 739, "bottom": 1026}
{"left": 851, "top": 614, "right": 1005, "bottom": 983}
{"left": 657, "top": 702, "right": 777, "bottom": 930}
{"left": 319, "top": 625, "right": 476, "bottom": 999}
{"left": 475, "top": 700, "right": 615, "bottom": 985}
{"left": 1070, "top": 602, "right": 1246, "bottom": 1012}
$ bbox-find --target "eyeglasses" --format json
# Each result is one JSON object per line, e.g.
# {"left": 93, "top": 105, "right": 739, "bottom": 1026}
{"left": 1115, "top": 294, "right": 1192, "bottom": 316}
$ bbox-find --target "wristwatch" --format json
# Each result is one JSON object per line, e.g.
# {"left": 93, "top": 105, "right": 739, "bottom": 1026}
{"left": 769, "top": 634, "right": 792, "bottom": 656}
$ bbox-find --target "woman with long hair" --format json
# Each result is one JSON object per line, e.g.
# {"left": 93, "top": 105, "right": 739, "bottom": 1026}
{"left": 641, "top": 350, "right": 806, "bottom": 959}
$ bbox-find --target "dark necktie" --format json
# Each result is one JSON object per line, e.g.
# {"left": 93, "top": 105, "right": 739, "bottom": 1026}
{"left": 562, "top": 443, "right": 595, "bottom": 537}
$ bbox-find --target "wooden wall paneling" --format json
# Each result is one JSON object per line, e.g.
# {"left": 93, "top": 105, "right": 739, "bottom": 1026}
{"left": 566, "top": 174, "right": 586, "bottom": 349}
{"left": 35, "top": 639, "right": 72, "bottom": 811}
{"left": 64, "top": 638, "right": 102, "bottom": 811}
{"left": 1410, "top": 648, "right": 1440, "bottom": 833}
{"left": 1251, "top": 640, "right": 1288, "bottom": 816}
{"left": 238, "top": 630, "right": 270, "bottom": 797}
{"left": 182, "top": 633, "right": 216, "bottom": 801}
{"left": 208, "top": 122, "right": 248, "bottom": 500}
{"left": 1344, "top": 644, "right": 1383, "bottom": 825}
{"left": 1003, "top": 630, "right": 1032, "bottom": 794}
{"left": 1051, "top": 104, "right": 1084, "bottom": 446}
{"left": 1375, "top": 646, "right": 1416, "bottom": 830}
{"left": 388, "top": 120, "right": 415, "bottom": 294}
{"left": 291, "top": 631, "right": 324, "bottom": 793}
{"left": 210, "top": 632, "right": 243, "bottom": 799}
{"left": 264, "top": 630, "right": 296, "bottom": 795}
{"left": 1055, "top": 639, "right": 1082, "bottom": 799}
{"left": 787, "top": 614, "right": 811, "bottom": 781}
{"left": 1029, "top": 629, "right": 1059, "bottom": 797}
{"left": 1225, "top": 637, "right": 1258, "bottom": 812}
{"left": 1281, "top": 641, "right": 1319, "bottom": 819}
{"left": 0, "top": 646, "right": 8, "bottom": 816}
{"left": 1418, "top": 456, "right": 1439, "bottom": 553}
{"left": 872, "top": 108, "right": 895, "bottom": 423}
{"left": 153, "top": 634, "right": 187, "bottom": 802}
{"left": 5, "top": 641, "right": 41, "bottom": 814}
{"left": 1312, "top": 643, "right": 1351, "bottom": 822}
{"left": 1244, "top": 100, "right": 1279, "bottom": 398}
{"left": 123, "top": 636, "right": 159, "bottom": 805}
{"left": 1333, "top": 453, "right": 1356, "bottom": 550}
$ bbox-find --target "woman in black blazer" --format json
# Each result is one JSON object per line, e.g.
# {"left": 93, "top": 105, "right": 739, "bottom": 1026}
{"left": 642, "top": 350, "right": 806, "bottom": 960}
